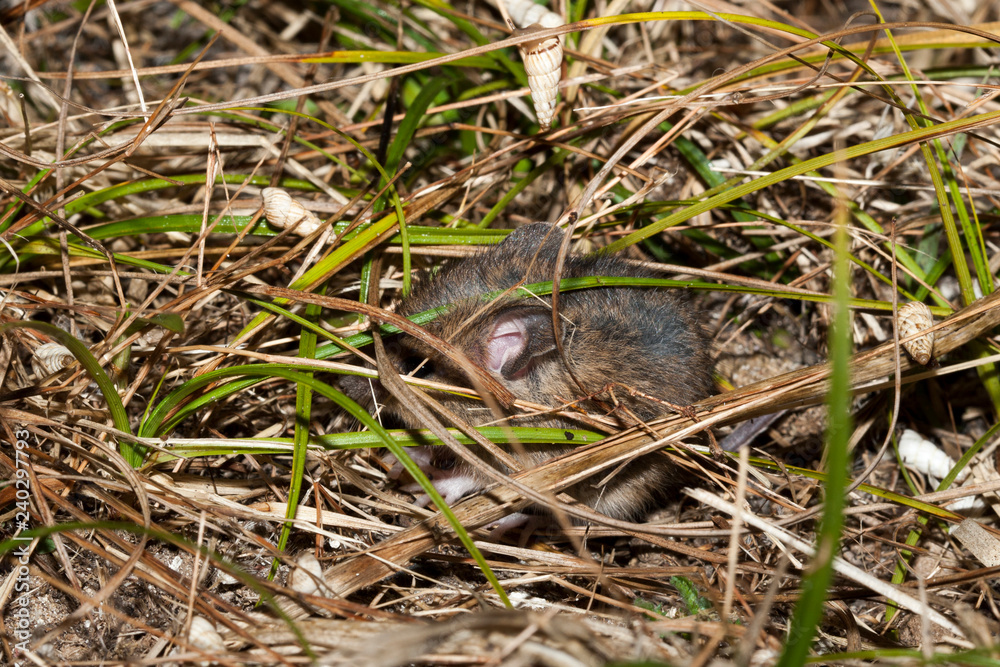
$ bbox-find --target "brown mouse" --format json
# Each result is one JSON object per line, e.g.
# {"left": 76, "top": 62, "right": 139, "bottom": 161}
{"left": 347, "top": 223, "right": 713, "bottom": 521}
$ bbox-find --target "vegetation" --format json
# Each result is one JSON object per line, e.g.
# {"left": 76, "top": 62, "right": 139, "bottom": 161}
{"left": 1, "top": 0, "right": 999, "bottom": 663}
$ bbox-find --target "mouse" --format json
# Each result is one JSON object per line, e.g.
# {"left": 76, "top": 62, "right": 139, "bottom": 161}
{"left": 345, "top": 223, "right": 714, "bottom": 522}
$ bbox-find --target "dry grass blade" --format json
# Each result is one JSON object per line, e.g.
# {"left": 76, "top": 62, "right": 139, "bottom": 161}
{"left": 688, "top": 488, "right": 963, "bottom": 636}
{"left": 5, "top": 1, "right": 1000, "bottom": 663}
{"left": 308, "top": 289, "right": 1000, "bottom": 602}
{"left": 700, "top": 289, "right": 1000, "bottom": 422}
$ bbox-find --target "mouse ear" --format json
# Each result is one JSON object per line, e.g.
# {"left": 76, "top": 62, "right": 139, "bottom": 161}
{"left": 485, "top": 308, "right": 556, "bottom": 381}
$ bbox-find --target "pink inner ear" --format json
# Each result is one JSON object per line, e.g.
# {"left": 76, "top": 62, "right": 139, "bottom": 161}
{"left": 485, "top": 313, "right": 528, "bottom": 373}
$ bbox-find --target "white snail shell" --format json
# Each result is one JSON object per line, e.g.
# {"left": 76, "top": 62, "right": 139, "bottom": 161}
{"left": 289, "top": 552, "right": 325, "bottom": 596}
{"left": 32, "top": 342, "right": 75, "bottom": 376}
{"left": 262, "top": 187, "right": 324, "bottom": 236}
{"left": 898, "top": 301, "right": 934, "bottom": 365}
{"left": 506, "top": 0, "right": 563, "bottom": 30}
{"left": 516, "top": 23, "right": 562, "bottom": 131}
{"left": 898, "top": 429, "right": 968, "bottom": 483}
{"left": 188, "top": 615, "right": 225, "bottom": 653}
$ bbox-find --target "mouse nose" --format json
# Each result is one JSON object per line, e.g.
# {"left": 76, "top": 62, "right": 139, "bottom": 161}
{"left": 400, "top": 355, "right": 435, "bottom": 379}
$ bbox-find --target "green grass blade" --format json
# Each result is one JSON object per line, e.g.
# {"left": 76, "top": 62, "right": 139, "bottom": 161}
{"left": 0, "top": 322, "right": 141, "bottom": 466}
{"left": 604, "top": 109, "right": 1000, "bottom": 254}
{"left": 271, "top": 297, "right": 325, "bottom": 577}
{"left": 777, "top": 204, "right": 852, "bottom": 665}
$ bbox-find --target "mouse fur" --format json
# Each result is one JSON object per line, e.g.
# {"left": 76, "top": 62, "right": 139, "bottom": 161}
{"left": 346, "top": 223, "right": 713, "bottom": 520}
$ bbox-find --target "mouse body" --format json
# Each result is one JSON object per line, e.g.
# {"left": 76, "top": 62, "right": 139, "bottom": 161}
{"left": 349, "top": 223, "right": 713, "bottom": 520}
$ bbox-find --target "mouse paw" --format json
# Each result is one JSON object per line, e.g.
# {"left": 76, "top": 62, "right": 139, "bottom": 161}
{"left": 487, "top": 513, "right": 552, "bottom": 546}
{"left": 410, "top": 472, "right": 484, "bottom": 508}
{"left": 386, "top": 448, "right": 485, "bottom": 507}
{"left": 383, "top": 446, "right": 435, "bottom": 480}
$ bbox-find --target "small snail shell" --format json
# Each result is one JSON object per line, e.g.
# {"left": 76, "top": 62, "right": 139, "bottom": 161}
{"left": 32, "top": 342, "right": 75, "bottom": 376}
{"left": 897, "top": 301, "right": 934, "bottom": 365}
{"left": 289, "top": 552, "right": 325, "bottom": 596}
{"left": 515, "top": 23, "right": 562, "bottom": 131}
{"left": 898, "top": 429, "right": 968, "bottom": 482}
{"left": 188, "top": 615, "right": 225, "bottom": 653}
{"left": 262, "top": 187, "right": 324, "bottom": 236}
{"left": 506, "top": 0, "right": 563, "bottom": 30}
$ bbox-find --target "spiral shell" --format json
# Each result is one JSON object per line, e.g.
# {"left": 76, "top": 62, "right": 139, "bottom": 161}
{"left": 898, "top": 301, "right": 934, "bottom": 365}
{"left": 262, "top": 187, "right": 323, "bottom": 236}
{"left": 515, "top": 24, "right": 562, "bottom": 131}
{"left": 898, "top": 429, "right": 968, "bottom": 482}
{"left": 32, "top": 342, "right": 75, "bottom": 376}
{"left": 506, "top": 0, "right": 563, "bottom": 30}
{"left": 188, "top": 615, "right": 225, "bottom": 653}
{"left": 290, "top": 551, "right": 325, "bottom": 596}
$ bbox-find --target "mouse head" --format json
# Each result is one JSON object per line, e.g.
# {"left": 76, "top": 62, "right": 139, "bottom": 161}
{"left": 353, "top": 223, "right": 712, "bottom": 430}
{"left": 380, "top": 224, "right": 568, "bottom": 427}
